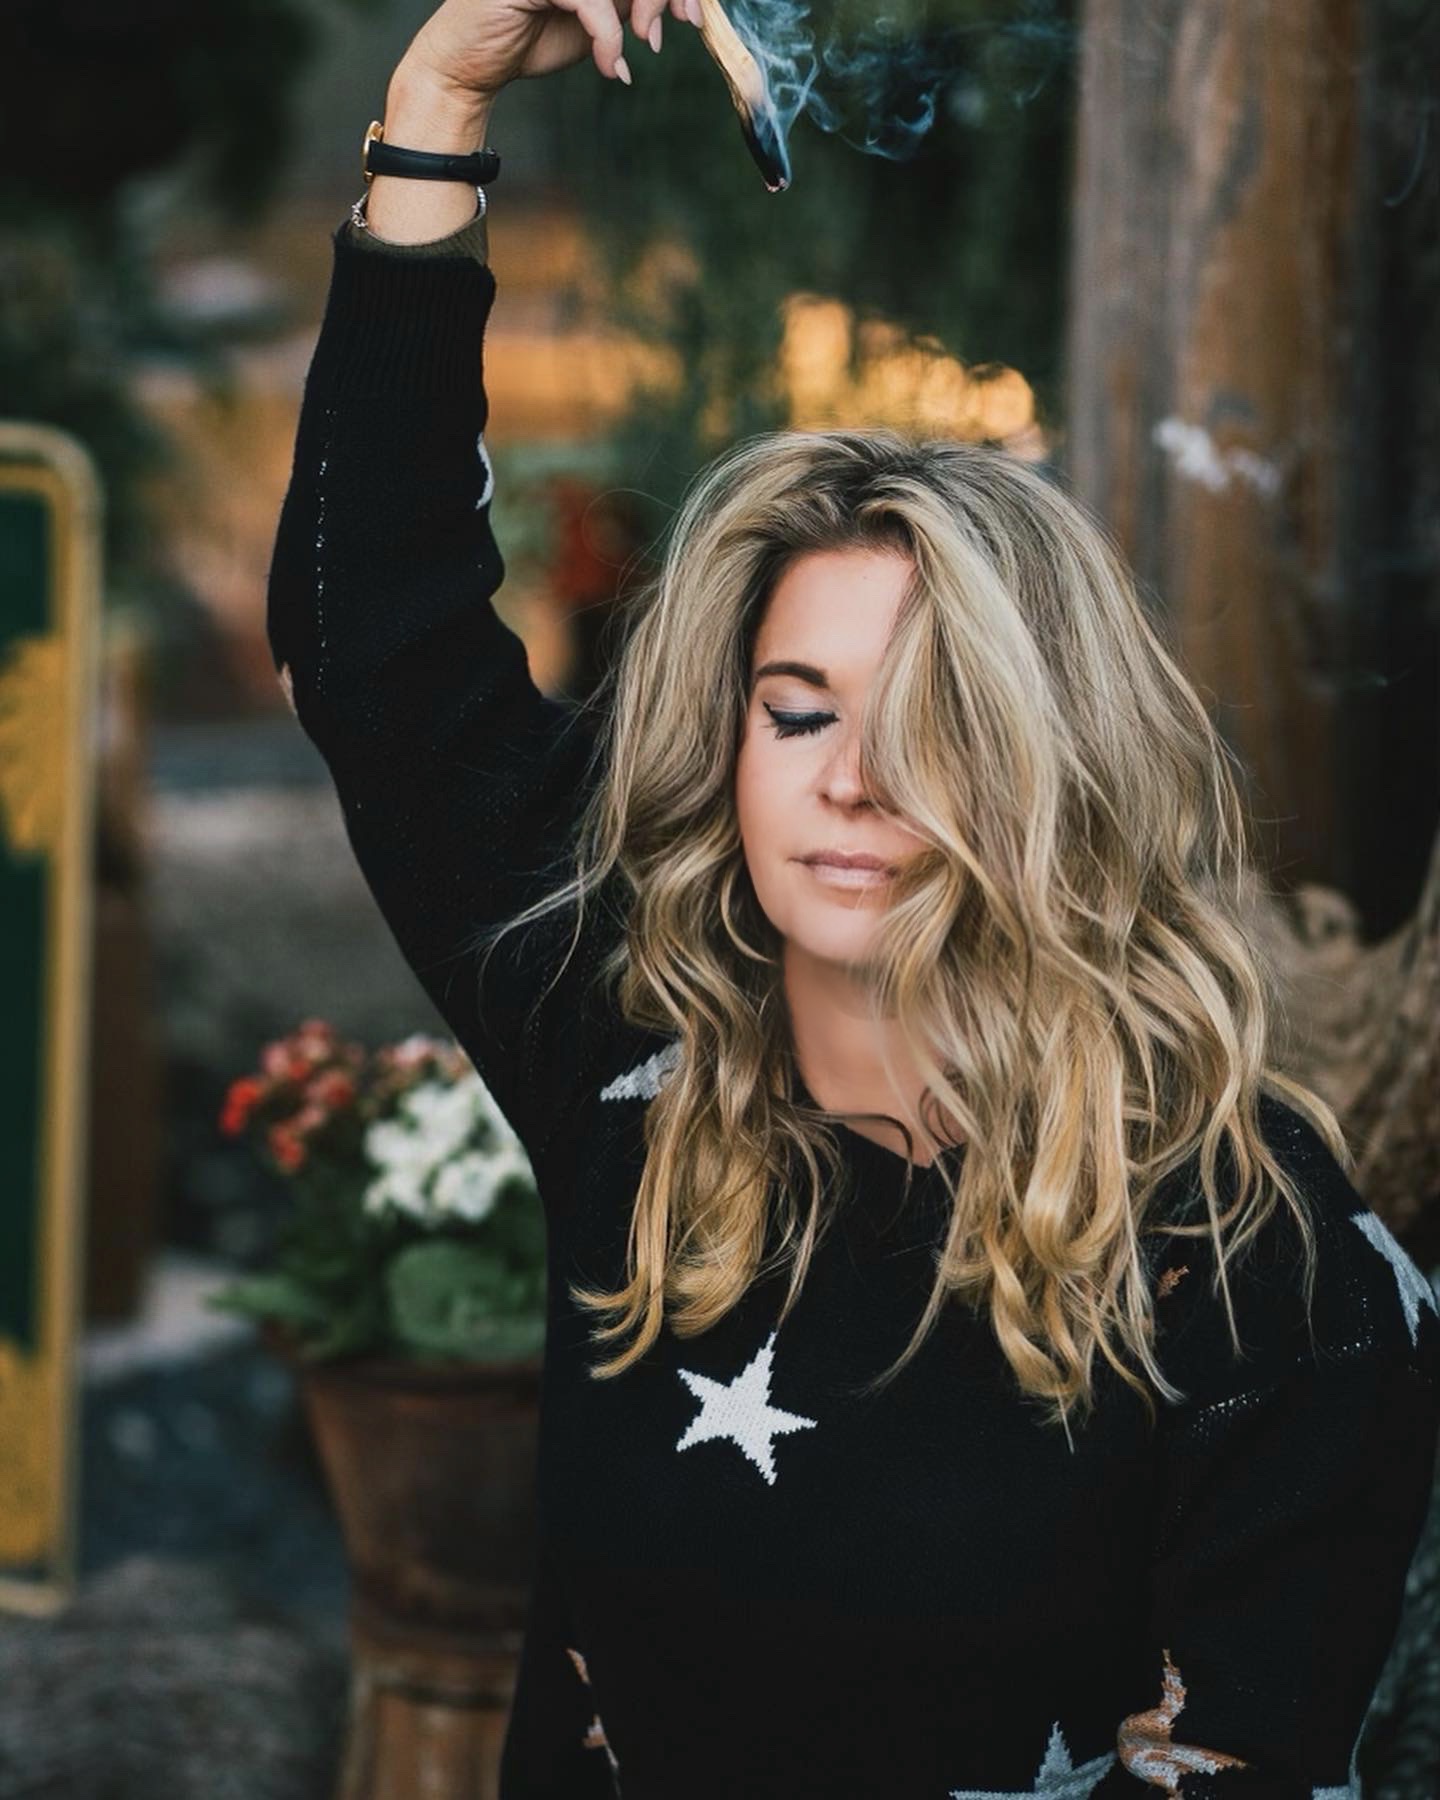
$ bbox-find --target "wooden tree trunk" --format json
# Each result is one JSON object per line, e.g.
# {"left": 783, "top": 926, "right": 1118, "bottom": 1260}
{"left": 1064, "top": 0, "right": 1440, "bottom": 1233}
{"left": 1065, "top": 0, "right": 1363, "bottom": 891}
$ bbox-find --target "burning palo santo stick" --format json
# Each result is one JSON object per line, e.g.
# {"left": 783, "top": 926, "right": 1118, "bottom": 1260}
{"left": 692, "top": 0, "right": 791, "bottom": 192}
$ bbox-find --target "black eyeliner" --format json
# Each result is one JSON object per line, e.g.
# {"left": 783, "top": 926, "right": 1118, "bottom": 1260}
{"left": 763, "top": 702, "right": 835, "bottom": 739}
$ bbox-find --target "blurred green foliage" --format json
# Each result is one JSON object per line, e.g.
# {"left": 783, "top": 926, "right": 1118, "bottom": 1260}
{"left": 0, "top": 0, "right": 387, "bottom": 603}
{"left": 0, "top": 0, "right": 1076, "bottom": 621}
{"left": 544, "top": 0, "right": 1077, "bottom": 553}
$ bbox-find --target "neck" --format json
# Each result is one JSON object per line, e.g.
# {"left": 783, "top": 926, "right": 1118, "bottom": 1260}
{"left": 782, "top": 944, "right": 962, "bottom": 1156}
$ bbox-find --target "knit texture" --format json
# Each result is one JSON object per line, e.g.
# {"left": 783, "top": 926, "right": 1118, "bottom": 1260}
{"left": 266, "top": 218, "right": 1440, "bottom": 1800}
{"left": 345, "top": 199, "right": 489, "bottom": 263}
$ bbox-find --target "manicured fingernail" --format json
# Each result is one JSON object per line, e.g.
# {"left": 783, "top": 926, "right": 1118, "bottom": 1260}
{"left": 615, "top": 55, "right": 632, "bottom": 85}
{"left": 648, "top": 17, "right": 663, "bottom": 53}
{"left": 686, "top": 0, "right": 704, "bottom": 25}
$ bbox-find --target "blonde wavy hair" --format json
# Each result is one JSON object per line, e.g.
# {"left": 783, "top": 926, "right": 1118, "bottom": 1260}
{"left": 481, "top": 427, "right": 1348, "bottom": 1435}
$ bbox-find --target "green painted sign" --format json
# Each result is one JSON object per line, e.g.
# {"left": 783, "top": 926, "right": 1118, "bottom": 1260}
{"left": 0, "top": 424, "right": 100, "bottom": 1615}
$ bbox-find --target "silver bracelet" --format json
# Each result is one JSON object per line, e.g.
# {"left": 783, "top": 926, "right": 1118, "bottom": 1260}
{"left": 348, "top": 183, "right": 488, "bottom": 234}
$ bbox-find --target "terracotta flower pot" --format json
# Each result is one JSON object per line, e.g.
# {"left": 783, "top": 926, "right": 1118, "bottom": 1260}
{"left": 263, "top": 1322, "right": 543, "bottom": 1800}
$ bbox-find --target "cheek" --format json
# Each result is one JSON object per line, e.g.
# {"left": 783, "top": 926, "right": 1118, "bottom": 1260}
{"left": 735, "top": 729, "right": 795, "bottom": 856}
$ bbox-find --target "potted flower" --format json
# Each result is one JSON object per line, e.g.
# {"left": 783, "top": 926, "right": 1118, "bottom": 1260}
{"left": 207, "top": 1020, "right": 547, "bottom": 1800}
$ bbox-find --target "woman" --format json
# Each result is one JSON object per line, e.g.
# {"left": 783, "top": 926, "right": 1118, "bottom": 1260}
{"left": 266, "top": 3, "right": 1440, "bottom": 1794}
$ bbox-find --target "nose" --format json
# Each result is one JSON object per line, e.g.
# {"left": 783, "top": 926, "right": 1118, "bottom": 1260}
{"left": 817, "top": 723, "right": 873, "bottom": 810}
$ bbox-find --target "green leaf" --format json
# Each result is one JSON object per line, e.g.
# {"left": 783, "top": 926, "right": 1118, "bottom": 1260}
{"left": 204, "top": 1272, "right": 328, "bottom": 1326}
{"left": 386, "top": 1240, "right": 544, "bottom": 1362}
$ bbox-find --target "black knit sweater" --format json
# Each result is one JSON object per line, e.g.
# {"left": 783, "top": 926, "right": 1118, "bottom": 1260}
{"left": 266, "top": 208, "right": 1440, "bottom": 1800}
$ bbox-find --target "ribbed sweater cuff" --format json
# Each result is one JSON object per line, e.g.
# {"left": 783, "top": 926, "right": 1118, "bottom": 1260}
{"left": 307, "top": 219, "right": 498, "bottom": 401}
{"left": 342, "top": 209, "right": 489, "bottom": 265}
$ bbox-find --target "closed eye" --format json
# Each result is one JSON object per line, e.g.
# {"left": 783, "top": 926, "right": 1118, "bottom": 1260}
{"left": 763, "top": 703, "right": 835, "bottom": 739}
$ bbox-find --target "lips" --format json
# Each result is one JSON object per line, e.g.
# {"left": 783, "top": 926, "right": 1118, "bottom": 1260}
{"left": 800, "top": 853, "right": 896, "bottom": 872}
{"left": 797, "top": 855, "right": 898, "bottom": 891}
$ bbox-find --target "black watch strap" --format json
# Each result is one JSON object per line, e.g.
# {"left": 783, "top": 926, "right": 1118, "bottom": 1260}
{"left": 362, "top": 119, "right": 500, "bottom": 186}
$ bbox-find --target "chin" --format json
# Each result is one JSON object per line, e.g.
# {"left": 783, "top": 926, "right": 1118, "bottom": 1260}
{"left": 751, "top": 871, "right": 891, "bottom": 969}
{"left": 783, "top": 917, "right": 883, "bottom": 970}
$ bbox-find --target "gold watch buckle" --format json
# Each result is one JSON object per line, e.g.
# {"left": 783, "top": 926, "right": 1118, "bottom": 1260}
{"left": 361, "top": 119, "right": 384, "bottom": 185}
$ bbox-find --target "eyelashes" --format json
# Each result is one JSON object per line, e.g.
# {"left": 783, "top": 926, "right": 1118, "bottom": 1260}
{"left": 763, "top": 703, "right": 835, "bottom": 740}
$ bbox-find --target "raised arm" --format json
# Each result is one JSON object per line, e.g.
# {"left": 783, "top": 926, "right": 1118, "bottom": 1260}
{"left": 265, "top": 62, "right": 620, "bottom": 1171}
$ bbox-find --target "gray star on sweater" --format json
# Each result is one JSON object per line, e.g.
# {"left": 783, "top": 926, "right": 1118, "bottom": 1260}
{"left": 1309, "top": 1728, "right": 1362, "bottom": 1797}
{"left": 600, "top": 1038, "right": 682, "bottom": 1103}
{"left": 948, "top": 1721, "right": 1116, "bottom": 1798}
{"left": 1350, "top": 1208, "right": 1439, "bottom": 1346}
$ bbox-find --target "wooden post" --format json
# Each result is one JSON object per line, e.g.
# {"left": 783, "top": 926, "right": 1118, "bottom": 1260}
{"left": 1065, "top": 0, "right": 1363, "bottom": 890}
{"left": 1063, "top": 0, "right": 1440, "bottom": 1239}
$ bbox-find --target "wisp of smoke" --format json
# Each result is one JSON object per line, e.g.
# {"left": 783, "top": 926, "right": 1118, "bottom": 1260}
{"left": 729, "top": 0, "right": 1075, "bottom": 188}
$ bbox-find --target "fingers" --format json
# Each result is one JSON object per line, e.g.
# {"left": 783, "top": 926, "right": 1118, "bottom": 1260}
{"left": 551, "top": 0, "right": 703, "bottom": 87}
{"left": 628, "top": 0, "right": 697, "bottom": 55}
{"left": 549, "top": 0, "right": 628, "bottom": 81}
{"left": 625, "top": 0, "right": 661, "bottom": 54}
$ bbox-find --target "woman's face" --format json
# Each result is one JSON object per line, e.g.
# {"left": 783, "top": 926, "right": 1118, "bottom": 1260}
{"left": 735, "top": 546, "right": 930, "bottom": 974}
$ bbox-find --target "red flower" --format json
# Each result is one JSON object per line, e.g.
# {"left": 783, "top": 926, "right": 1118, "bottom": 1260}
{"left": 292, "top": 1102, "right": 330, "bottom": 1137}
{"left": 311, "top": 1070, "right": 356, "bottom": 1112}
{"left": 267, "top": 1124, "right": 307, "bottom": 1173}
{"left": 295, "top": 1019, "right": 338, "bottom": 1056}
{"left": 220, "top": 1076, "right": 265, "bottom": 1137}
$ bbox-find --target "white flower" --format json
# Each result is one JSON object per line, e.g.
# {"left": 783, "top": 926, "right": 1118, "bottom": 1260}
{"left": 363, "top": 1117, "right": 437, "bottom": 1177}
{"left": 401, "top": 1076, "right": 487, "bottom": 1161}
{"left": 362, "top": 1168, "right": 429, "bottom": 1220}
{"left": 470, "top": 1078, "right": 516, "bottom": 1148}
{"left": 361, "top": 1069, "right": 530, "bottom": 1225}
{"left": 437, "top": 1142, "right": 534, "bottom": 1222}
{"left": 432, "top": 1153, "right": 493, "bottom": 1222}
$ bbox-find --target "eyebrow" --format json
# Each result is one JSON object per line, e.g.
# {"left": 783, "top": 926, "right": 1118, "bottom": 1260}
{"left": 750, "top": 658, "right": 831, "bottom": 693}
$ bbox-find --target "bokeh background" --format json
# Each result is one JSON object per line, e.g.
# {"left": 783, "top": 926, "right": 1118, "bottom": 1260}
{"left": 3, "top": 0, "right": 1439, "bottom": 1793}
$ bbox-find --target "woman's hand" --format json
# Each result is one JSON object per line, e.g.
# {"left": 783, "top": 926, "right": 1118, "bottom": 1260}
{"left": 363, "top": 0, "right": 699, "bottom": 240}
{"left": 403, "top": 0, "right": 702, "bottom": 101}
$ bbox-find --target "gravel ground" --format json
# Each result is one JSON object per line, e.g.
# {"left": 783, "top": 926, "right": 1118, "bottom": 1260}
{"left": 78, "top": 1253, "right": 350, "bottom": 1642}
{"left": 0, "top": 1256, "right": 351, "bottom": 1798}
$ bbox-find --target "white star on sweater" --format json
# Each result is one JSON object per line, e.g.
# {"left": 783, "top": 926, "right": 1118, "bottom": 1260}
{"left": 1350, "top": 1208, "right": 1439, "bottom": 1346}
{"left": 675, "top": 1330, "right": 817, "bottom": 1485}
{"left": 948, "top": 1720, "right": 1116, "bottom": 1798}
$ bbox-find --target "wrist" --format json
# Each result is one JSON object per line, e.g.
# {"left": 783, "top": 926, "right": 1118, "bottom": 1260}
{"left": 385, "top": 61, "right": 496, "bottom": 153}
